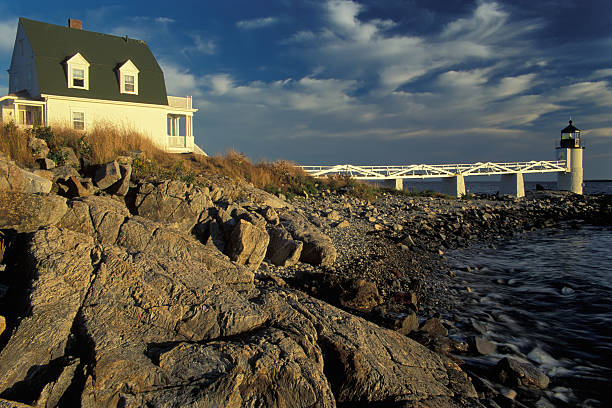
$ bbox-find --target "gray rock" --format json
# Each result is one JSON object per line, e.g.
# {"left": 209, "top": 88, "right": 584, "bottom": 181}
{"left": 109, "top": 163, "right": 131, "bottom": 196}
{"left": 339, "top": 279, "right": 382, "bottom": 312}
{"left": 494, "top": 357, "right": 549, "bottom": 389}
{"left": 260, "top": 289, "right": 478, "bottom": 405}
{"left": 65, "top": 176, "right": 90, "bottom": 198}
{"left": 419, "top": 317, "right": 449, "bottom": 337}
{"left": 50, "top": 165, "right": 80, "bottom": 183}
{"left": 28, "top": 136, "right": 49, "bottom": 159}
{"left": 227, "top": 219, "right": 270, "bottom": 270}
{"left": 134, "top": 180, "right": 212, "bottom": 233}
{"left": 0, "top": 228, "right": 96, "bottom": 395}
{"left": 36, "top": 158, "right": 55, "bottom": 170}
{"left": 35, "top": 358, "right": 81, "bottom": 408}
{"left": 472, "top": 336, "right": 497, "bottom": 355}
{"left": 0, "top": 158, "right": 52, "bottom": 193}
{"left": 280, "top": 211, "right": 337, "bottom": 266}
{"left": 59, "top": 146, "right": 79, "bottom": 168}
{"left": 0, "top": 192, "right": 67, "bottom": 232}
{"left": 397, "top": 311, "right": 419, "bottom": 335}
{"left": 94, "top": 161, "right": 121, "bottom": 189}
{"left": 266, "top": 226, "right": 303, "bottom": 267}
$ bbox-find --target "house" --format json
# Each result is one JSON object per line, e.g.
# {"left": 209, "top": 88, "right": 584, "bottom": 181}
{"left": 0, "top": 17, "right": 205, "bottom": 155}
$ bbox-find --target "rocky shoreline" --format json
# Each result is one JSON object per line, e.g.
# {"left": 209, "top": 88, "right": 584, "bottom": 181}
{"left": 1, "top": 150, "right": 612, "bottom": 407}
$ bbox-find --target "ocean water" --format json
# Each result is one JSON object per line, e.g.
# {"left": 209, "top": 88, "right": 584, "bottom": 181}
{"left": 444, "top": 187, "right": 612, "bottom": 406}
{"left": 402, "top": 180, "right": 612, "bottom": 195}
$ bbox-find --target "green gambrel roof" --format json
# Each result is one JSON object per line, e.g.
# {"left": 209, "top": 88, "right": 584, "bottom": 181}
{"left": 20, "top": 17, "right": 168, "bottom": 105}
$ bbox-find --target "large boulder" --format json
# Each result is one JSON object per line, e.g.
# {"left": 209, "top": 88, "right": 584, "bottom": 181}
{"left": 266, "top": 226, "right": 303, "bottom": 267}
{"left": 93, "top": 161, "right": 121, "bottom": 189}
{"left": 227, "top": 219, "right": 269, "bottom": 270}
{"left": 338, "top": 279, "right": 383, "bottom": 312}
{"left": 134, "top": 180, "right": 213, "bottom": 233}
{"left": 259, "top": 289, "right": 479, "bottom": 406}
{"left": 279, "top": 211, "right": 337, "bottom": 266}
{"left": 494, "top": 357, "right": 549, "bottom": 389}
{"left": 0, "top": 191, "right": 67, "bottom": 232}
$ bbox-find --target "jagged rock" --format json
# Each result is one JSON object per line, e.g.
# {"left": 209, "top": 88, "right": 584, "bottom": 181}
{"left": 259, "top": 206, "right": 279, "bottom": 225}
{"left": 259, "top": 289, "right": 478, "bottom": 406}
{"left": 472, "top": 336, "right": 497, "bottom": 355}
{"left": 266, "top": 226, "right": 303, "bottom": 267}
{"left": 0, "top": 228, "right": 96, "bottom": 396}
{"left": 339, "top": 279, "right": 382, "bottom": 312}
{"left": 50, "top": 165, "right": 80, "bottom": 184}
{"left": 494, "top": 357, "right": 549, "bottom": 389}
{"left": 280, "top": 212, "right": 337, "bottom": 266}
{"left": 0, "top": 398, "right": 33, "bottom": 407}
{"left": 35, "top": 358, "right": 81, "bottom": 408}
{"left": 27, "top": 136, "right": 49, "bottom": 159}
{"left": 227, "top": 219, "right": 269, "bottom": 270}
{"left": 94, "top": 161, "right": 121, "bottom": 189}
{"left": 397, "top": 311, "right": 419, "bottom": 335}
{"left": 0, "top": 158, "right": 52, "bottom": 193}
{"left": 0, "top": 315, "right": 5, "bottom": 336}
{"left": 65, "top": 176, "right": 90, "bottom": 198}
{"left": 58, "top": 196, "right": 130, "bottom": 245}
{"left": 109, "top": 163, "right": 131, "bottom": 196}
{"left": 0, "top": 192, "right": 67, "bottom": 232}
{"left": 59, "top": 146, "right": 79, "bottom": 168}
{"left": 419, "top": 317, "right": 449, "bottom": 337}
{"left": 134, "top": 180, "right": 212, "bottom": 233}
{"left": 35, "top": 158, "right": 55, "bottom": 170}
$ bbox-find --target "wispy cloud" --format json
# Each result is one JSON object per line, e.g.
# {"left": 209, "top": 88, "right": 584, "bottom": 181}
{"left": 155, "top": 17, "right": 175, "bottom": 25}
{"left": 236, "top": 17, "right": 279, "bottom": 29}
{"left": 159, "top": 61, "right": 203, "bottom": 98}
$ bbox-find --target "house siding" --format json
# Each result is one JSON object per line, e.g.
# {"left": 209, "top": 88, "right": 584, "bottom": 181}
{"left": 45, "top": 95, "right": 195, "bottom": 151}
{"left": 8, "top": 23, "right": 40, "bottom": 97}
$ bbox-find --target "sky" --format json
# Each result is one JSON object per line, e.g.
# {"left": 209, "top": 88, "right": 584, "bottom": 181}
{"left": 1, "top": 0, "right": 612, "bottom": 178}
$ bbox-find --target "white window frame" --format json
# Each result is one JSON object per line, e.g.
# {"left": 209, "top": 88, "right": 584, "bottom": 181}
{"left": 118, "top": 60, "right": 140, "bottom": 95}
{"left": 72, "top": 111, "right": 85, "bottom": 130}
{"left": 66, "top": 53, "right": 90, "bottom": 90}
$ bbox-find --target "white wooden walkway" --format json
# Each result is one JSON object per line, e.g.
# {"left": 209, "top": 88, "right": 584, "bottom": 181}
{"left": 301, "top": 160, "right": 567, "bottom": 180}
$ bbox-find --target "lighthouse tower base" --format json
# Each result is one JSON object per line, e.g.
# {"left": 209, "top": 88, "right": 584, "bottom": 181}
{"left": 556, "top": 147, "right": 583, "bottom": 194}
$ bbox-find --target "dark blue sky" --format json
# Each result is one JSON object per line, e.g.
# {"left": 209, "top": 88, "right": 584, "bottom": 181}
{"left": 2, "top": 1, "right": 611, "bottom": 177}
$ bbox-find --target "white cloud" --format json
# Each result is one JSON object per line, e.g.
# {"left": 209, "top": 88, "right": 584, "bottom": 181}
{"left": 159, "top": 61, "right": 202, "bottom": 97}
{"left": 590, "top": 69, "right": 612, "bottom": 80}
{"left": 236, "top": 17, "right": 278, "bottom": 29}
{"left": 0, "top": 19, "right": 17, "bottom": 53}
{"left": 182, "top": 34, "right": 216, "bottom": 56}
{"left": 155, "top": 17, "right": 175, "bottom": 25}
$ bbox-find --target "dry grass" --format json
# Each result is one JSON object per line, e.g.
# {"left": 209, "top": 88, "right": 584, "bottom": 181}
{"left": 1, "top": 120, "right": 382, "bottom": 199}
{"left": 0, "top": 122, "right": 35, "bottom": 167}
{"left": 41, "top": 121, "right": 168, "bottom": 165}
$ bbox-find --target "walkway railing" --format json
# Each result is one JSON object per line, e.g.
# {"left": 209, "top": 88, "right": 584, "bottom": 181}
{"left": 301, "top": 160, "right": 568, "bottom": 180}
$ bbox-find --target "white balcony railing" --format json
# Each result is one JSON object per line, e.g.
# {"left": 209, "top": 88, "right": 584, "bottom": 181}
{"left": 167, "top": 135, "right": 186, "bottom": 148}
{"left": 167, "top": 96, "right": 192, "bottom": 109}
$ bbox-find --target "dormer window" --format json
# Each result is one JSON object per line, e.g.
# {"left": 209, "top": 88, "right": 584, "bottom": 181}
{"left": 72, "top": 68, "right": 85, "bottom": 87}
{"left": 66, "top": 53, "right": 90, "bottom": 90}
{"left": 118, "top": 60, "right": 139, "bottom": 95}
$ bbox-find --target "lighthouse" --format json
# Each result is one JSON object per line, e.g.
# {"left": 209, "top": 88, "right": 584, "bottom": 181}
{"left": 556, "top": 120, "right": 584, "bottom": 194}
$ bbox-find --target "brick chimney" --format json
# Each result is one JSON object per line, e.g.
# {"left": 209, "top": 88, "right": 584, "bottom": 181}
{"left": 68, "top": 19, "right": 83, "bottom": 30}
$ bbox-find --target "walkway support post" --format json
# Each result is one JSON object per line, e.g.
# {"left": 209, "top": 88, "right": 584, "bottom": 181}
{"left": 384, "top": 178, "right": 403, "bottom": 191}
{"left": 441, "top": 175, "right": 466, "bottom": 198}
{"left": 499, "top": 172, "right": 525, "bottom": 197}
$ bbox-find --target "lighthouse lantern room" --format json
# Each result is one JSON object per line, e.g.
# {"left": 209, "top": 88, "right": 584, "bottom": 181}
{"left": 556, "top": 120, "right": 584, "bottom": 194}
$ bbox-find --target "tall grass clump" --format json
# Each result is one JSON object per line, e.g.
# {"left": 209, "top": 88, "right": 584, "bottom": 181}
{"left": 0, "top": 122, "right": 35, "bottom": 167}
